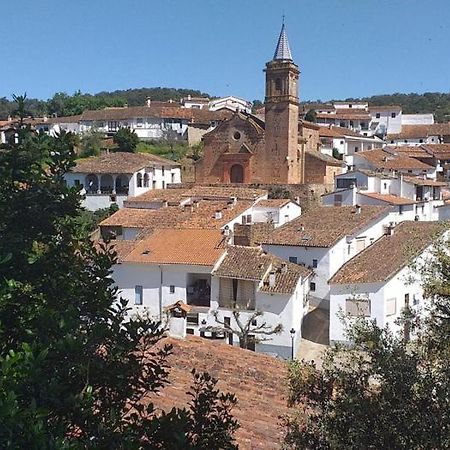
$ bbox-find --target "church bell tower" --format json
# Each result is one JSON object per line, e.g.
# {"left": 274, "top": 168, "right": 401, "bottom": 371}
{"left": 263, "top": 21, "right": 301, "bottom": 184}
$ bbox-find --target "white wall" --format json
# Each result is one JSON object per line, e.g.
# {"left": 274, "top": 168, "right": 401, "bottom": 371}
{"left": 330, "top": 264, "right": 424, "bottom": 343}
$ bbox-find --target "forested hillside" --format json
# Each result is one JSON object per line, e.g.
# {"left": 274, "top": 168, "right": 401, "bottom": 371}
{"left": 0, "top": 87, "right": 211, "bottom": 119}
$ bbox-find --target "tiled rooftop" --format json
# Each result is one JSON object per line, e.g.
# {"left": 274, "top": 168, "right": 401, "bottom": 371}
{"left": 359, "top": 192, "right": 417, "bottom": 205}
{"left": 183, "top": 185, "right": 268, "bottom": 201}
{"left": 357, "top": 148, "right": 434, "bottom": 171}
{"left": 72, "top": 152, "right": 179, "bottom": 174}
{"left": 387, "top": 123, "right": 450, "bottom": 140}
{"left": 330, "top": 221, "right": 447, "bottom": 284}
{"left": 100, "top": 199, "right": 253, "bottom": 230}
{"left": 148, "top": 336, "right": 290, "bottom": 450}
{"left": 124, "top": 228, "right": 227, "bottom": 266}
{"left": 255, "top": 199, "right": 292, "bottom": 208}
{"left": 261, "top": 206, "right": 390, "bottom": 248}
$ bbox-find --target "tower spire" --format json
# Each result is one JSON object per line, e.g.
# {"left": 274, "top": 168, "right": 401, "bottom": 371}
{"left": 273, "top": 20, "right": 292, "bottom": 61}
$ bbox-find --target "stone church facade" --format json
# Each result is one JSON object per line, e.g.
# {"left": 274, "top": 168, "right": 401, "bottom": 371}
{"left": 196, "top": 23, "right": 343, "bottom": 186}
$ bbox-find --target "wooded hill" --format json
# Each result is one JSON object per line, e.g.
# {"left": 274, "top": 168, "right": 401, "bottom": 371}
{"left": 0, "top": 87, "right": 211, "bottom": 120}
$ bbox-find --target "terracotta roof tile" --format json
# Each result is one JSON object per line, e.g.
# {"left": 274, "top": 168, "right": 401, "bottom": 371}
{"left": 330, "top": 221, "right": 447, "bottom": 284}
{"left": 359, "top": 192, "right": 417, "bottom": 205}
{"left": 306, "top": 150, "right": 345, "bottom": 167}
{"left": 183, "top": 185, "right": 267, "bottom": 200}
{"left": 402, "top": 176, "right": 447, "bottom": 187}
{"left": 213, "top": 246, "right": 312, "bottom": 294}
{"left": 79, "top": 105, "right": 231, "bottom": 124}
{"left": 317, "top": 112, "right": 370, "bottom": 121}
{"left": 125, "top": 188, "right": 189, "bottom": 205}
{"left": 387, "top": 145, "right": 433, "bottom": 159}
{"left": 124, "top": 228, "right": 226, "bottom": 266}
{"left": 387, "top": 123, "right": 450, "bottom": 140}
{"left": 357, "top": 148, "right": 434, "bottom": 171}
{"left": 255, "top": 199, "right": 291, "bottom": 208}
{"left": 72, "top": 152, "right": 178, "bottom": 174}
{"left": 100, "top": 200, "right": 253, "bottom": 230}
{"left": 422, "top": 143, "right": 450, "bottom": 159}
{"left": 148, "top": 336, "right": 290, "bottom": 450}
{"left": 261, "top": 206, "right": 390, "bottom": 248}
{"left": 318, "top": 125, "right": 361, "bottom": 138}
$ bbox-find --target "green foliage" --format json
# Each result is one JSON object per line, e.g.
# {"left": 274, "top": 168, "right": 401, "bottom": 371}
{"left": 304, "top": 109, "right": 317, "bottom": 123}
{"left": 113, "top": 127, "right": 140, "bottom": 153}
{"left": 284, "top": 250, "right": 450, "bottom": 450}
{"left": 79, "top": 128, "right": 104, "bottom": 157}
{"left": 75, "top": 204, "right": 119, "bottom": 234}
{"left": 0, "top": 126, "right": 238, "bottom": 448}
{"left": 332, "top": 148, "right": 342, "bottom": 160}
{"left": 137, "top": 140, "right": 189, "bottom": 161}
{"left": 0, "top": 87, "right": 211, "bottom": 120}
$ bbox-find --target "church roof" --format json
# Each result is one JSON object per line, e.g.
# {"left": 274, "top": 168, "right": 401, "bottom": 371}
{"left": 273, "top": 23, "right": 293, "bottom": 61}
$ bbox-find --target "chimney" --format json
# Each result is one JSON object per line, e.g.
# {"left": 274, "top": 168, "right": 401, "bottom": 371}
{"left": 386, "top": 222, "right": 395, "bottom": 235}
{"left": 281, "top": 262, "right": 288, "bottom": 274}
{"left": 298, "top": 224, "right": 305, "bottom": 232}
{"left": 7, "top": 115, "right": 11, "bottom": 122}
{"left": 43, "top": 115, "right": 48, "bottom": 122}
{"left": 215, "top": 210, "right": 223, "bottom": 220}
{"left": 355, "top": 205, "right": 361, "bottom": 214}
{"left": 295, "top": 196, "right": 300, "bottom": 204}
{"left": 268, "top": 271, "right": 276, "bottom": 287}
{"left": 187, "top": 94, "right": 191, "bottom": 100}
{"left": 227, "top": 200, "right": 234, "bottom": 209}
{"left": 146, "top": 97, "right": 151, "bottom": 107}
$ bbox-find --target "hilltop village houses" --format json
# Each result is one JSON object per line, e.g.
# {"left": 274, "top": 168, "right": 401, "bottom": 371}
{"left": 7, "top": 21, "right": 446, "bottom": 358}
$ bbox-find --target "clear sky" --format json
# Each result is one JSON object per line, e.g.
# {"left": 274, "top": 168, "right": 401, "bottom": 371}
{"left": 1, "top": 0, "right": 449, "bottom": 102}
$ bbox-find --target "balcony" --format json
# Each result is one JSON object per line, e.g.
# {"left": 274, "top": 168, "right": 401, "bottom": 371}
{"left": 186, "top": 274, "right": 211, "bottom": 308}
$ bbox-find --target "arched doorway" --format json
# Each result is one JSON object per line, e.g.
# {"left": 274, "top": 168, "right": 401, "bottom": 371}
{"left": 85, "top": 174, "right": 98, "bottom": 193}
{"left": 115, "top": 175, "right": 129, "bottom": 194}
{"left": 230, "top": 164, "right": 244, "bottom": 183}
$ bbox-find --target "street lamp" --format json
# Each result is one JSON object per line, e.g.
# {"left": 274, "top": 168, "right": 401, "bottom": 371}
{"left": 290, "top": 328, "right": 296, "bottom": 360}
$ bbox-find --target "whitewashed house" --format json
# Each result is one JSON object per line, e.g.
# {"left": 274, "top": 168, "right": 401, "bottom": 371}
{"left": 210, "top": 246, "right": 312, "bottom": 358}
{"left": 318, "top": 125, "right": 383, "bottom": 167}
{"left": 209, "top": 96, "right": 252, "bottom": 113}
{"left": 322, "top": 170, "right": 445, "bottom": 222}
{"left": 352, "top": 147, "right": 437, "bottom": 179}
{"left": 111, "top": 230, "right": 312, "bottom": 359}
{"left": 261, "top": 206, "right": 394, "bottom": 308}
{"left": 329, "top": 221, "right": 447, "bottom": 343}
{"left": 77, "top": 104, "right": 228, "bottom": 142}
{"left": 64, "top": 152, "right": 181, "bottom": 210}
{"left": 387, "top": 123, "right": 450, "bottom": 146}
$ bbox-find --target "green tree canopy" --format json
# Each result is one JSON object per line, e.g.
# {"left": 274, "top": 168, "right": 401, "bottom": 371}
{"left": 113, "top": 127, "right": 140, "bottom": 152}
{"left": 0, "top": 126, "right": 238, "bottom": 448}
{"left": 284, "top": 244, "right": 450, "bottom": 449}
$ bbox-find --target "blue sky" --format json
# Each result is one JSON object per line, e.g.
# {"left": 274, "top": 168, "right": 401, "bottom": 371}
{"left": 1, "top": 0, "right": 449, "bottom": 102}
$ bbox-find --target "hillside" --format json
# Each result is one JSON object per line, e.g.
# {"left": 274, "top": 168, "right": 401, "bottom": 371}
{"left": 0, "top": 87, "right": 212, "bottom": 119}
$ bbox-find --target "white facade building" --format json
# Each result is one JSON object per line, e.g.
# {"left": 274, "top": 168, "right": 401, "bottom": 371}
{"left": 64, "top": 152, "right": 181, "bottom": 210}
{"left": 261, "top": 206, "right": 394, "bottom": 308}
{"left": 209, "top": 96, "right": 252, "bottom": 114}
{"left": 329, "top": 221, "right": 446, "bottom": 343}
{"left": 112, "top": 229, "right": 312, "bottom": 359}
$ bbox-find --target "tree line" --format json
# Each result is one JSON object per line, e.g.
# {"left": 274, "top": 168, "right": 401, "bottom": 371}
{"left": 0, "top": 87, "right": 211, "bottom": 119}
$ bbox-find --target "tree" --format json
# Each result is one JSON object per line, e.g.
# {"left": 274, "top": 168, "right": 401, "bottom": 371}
{"left": 113, "top": 127, "right": 140, "bottom": 152}
{"left": 0, "top": 125, "right": 238, "bottom": 448}
{"left": 212, "top": 309, "right": 282, "bottom": 350}
{"left": 79, "top": 128, "right": 104, "bottom": 157}
{"left": 283, "top": 244, "right": 450, "bottom": 449}
{"left": 304, "top": 109, "right": 317, "bottom": 123}
{"left": 11, "top": 93, "right": 32, "bottom": 126}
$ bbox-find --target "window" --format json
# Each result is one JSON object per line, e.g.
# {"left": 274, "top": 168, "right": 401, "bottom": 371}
{"left": 312, "top": 259, "right": 318, "bottom": 268}
{"left": 310, "top": 282, "right": 316, "bottom": 292}
{"left": 391, "top": 112, "right": 396, "bottom": 118}
{"left": 169, "top": 285, "right": 175, "bottom": 294}
{"left": 135, "top": 286, "right": 143, "bottom": 305}
{"left": 399, "top": 205, "right": 404, "bottom": 215}
{"left": 137, "top": 173, "right": 143, "bottom": 187}
{"left": 233, "top": 131, "right": 241, "bottom": 140}
{"left": 354, "top": 146, "right": 359, "bottom": 152}
{"left": 162, "top": 166, "right": 165, "bottom": 175}
{"left": 404, "top": 140, "right": 408, "bottom": 143}
{"left": 74, "top": 179, "right": 80, "bottom": 186}
{"left": 346, "top": 298, "right": 370, "bottom": 317}
{"left": 404, "top": 293, "right": 410, "bottom": 307}
{"left": 275, "top": 78, "right": 282, "bottom": 91}
{"left": 143, "top": 173, "right": 149, "bottom": 188}
{"left": 171, "top": 173, "right": 175, "bottom": 183}
{"left": 136, "top": 118, "right": 143, "bottom": 127}
{"left": 349, "top": 104, "right": 353, "bottom": 108}
{"left": 386, "top": 297, "right": 397, "bottom": 316}
{"left": 289, "top": 256, "right": 298, "bottom": 264}
{"left": 246, "top": 214, "right": 252, "bottom": 223}
{"left": 340, "top": 140, "right": 344, "bottom": 145}
{"left": 375, "top": 112, "right": 381, "bottom": 119}
{"left": 334, "top": 194, "right": 343, "bottom": 207}
{"left": 419, "top": 139, "right": 423, "bottom": 143}
{"left": 336, "top": 178, "right": 357, "bottom": 189}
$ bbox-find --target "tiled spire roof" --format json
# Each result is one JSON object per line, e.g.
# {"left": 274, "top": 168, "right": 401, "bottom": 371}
{"left": 273, "top": 22, "right": 293, "bottom": 61}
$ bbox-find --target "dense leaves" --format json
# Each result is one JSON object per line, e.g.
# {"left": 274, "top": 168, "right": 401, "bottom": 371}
{"left": 113, "top": 128, "right": 140, "bottom": 153}
{"left": 284, "top": 249, "right": 450, "bottom": 450}
{"left": 0, "top": 124, "right": 238, "bottom": 448}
